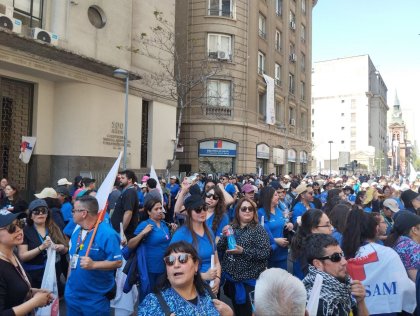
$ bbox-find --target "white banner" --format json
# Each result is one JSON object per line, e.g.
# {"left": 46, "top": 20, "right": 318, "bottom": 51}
{"left": 96, "top": 152, "right": 123, "bottom": 212}
{"left": 263, "top": 74, "right": 275, "bottom": 125}
{"left": 19, "top": 136, "right": 36, "bottom": 164}
{"left": 347, "top": 243, "right": 416, "bottom": 314}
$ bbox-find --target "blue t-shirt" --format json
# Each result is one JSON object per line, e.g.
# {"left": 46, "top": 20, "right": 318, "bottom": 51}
{"left": 206, "top": 213, "right": 229, "bottom": 238}
{"left": 258, "top": 207, "right": 288, "bottom": 261}
{"left": 170, "top": 226, "right": 215, "bottom": 273}
{"left": 134, "top": 219, "right": 171, "bottom": 274}
{"left": 65, "top": 223, "right": 122, "bottom": 302}
{"left": 332, "top": 229, "right": 343, "bottom": 246}
{"left": 61, "top": 201, "right": 73, "bottom": 223}
{"left": 292, "top": 202, "right": 315, "bottom": 224}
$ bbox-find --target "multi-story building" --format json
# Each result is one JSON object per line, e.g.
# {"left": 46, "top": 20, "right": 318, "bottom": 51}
{"left": 0, "top": 1, "right": 176, "bottom": 196}
{"left": 175, "top": 0, "right": 316, "bottom": 176}
{"left": 311, "top": 55, "right": 388, "bottom": 174}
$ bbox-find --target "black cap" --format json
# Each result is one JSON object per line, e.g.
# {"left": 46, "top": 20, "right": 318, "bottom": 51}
{"left": 393, "top": 211, "right": 420, "bottom": 234}
{"left": 0, "top": 209, "right": 26, "bottom": 228}
{"left": 184, "top": 194, "right": 205, "bottom": 210}
{"left": 400, "top": 190, "right": 419, "bottom": 208}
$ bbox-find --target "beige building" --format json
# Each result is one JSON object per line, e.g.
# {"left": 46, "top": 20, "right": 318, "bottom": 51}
{"left": 0, "top": 0, "right": 176, "bottom": 196}
{"left": 175, "top": 0, "right": 316, "bottom": 175}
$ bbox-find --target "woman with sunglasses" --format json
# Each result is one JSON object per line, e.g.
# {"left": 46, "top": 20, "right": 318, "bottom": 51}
{"left": 17, "top": 199, "right": 68, "bottom": 290}
{"left": 205, "top": 185, "right": 231, "bottom": 243}
{"left": 342, "top": 208, "right": 416, "bottom": 315}
{"left": 0, "top": 210, "right": 54, "bottom": 315}
{"left": 217, "top": 197, "right": 270, "bottom": 316}
{"left": 0, "top": 183, "right": 28, "bottom": 214}
{"left": 170, "top": 194, "right": 221, "bottom": 294}
{"left": 257, "top": 187, "right": 293, "bottom": 270}
{"left": 139, "top": 241, "right": 233, "bottom": 316}
{"left": 128, "top": 198, "right": 177, "bottom": 294}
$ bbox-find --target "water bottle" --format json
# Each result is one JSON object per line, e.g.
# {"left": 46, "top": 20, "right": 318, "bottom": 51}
{"left": 225, "top": 226, "right": 237, "bottom": 250}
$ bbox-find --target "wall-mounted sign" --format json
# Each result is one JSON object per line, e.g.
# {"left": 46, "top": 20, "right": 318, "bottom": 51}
{"left": 257, "top": 143, "right": 270, "bottom": 160}
{"left": 288, "top": 149, "right": 297, "bottom": 162}
{"left": 273, "top": 148, "right": 285, "bottom": 165}
{"left": 199, "top": 140, "right": 237, "bottom": 157}
{"left": 102, "top": 121, "right": 131, "bottom": 150}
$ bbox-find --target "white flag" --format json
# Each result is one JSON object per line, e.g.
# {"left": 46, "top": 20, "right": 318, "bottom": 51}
{"left": 150, "top": 165, "right": 163, "bottom": 203}
{"left": 19, "top": 136, "right": 36, "bottom": 164}
{"left": 96, "top": 152, "right": 123, "bottom": 212}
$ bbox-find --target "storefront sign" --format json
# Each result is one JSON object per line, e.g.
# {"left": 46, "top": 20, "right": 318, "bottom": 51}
{"left": 257, "top": 143, "right": 270, "bottom": 159}
{"left": 199, "top": 140, "right": 237, "bottom": 157}
{"left": 273, "top": 148, "right": 285, "bottom": 165}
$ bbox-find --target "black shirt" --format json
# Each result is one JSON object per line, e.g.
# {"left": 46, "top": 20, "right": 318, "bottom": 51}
{"left": 111, "top": 186, "right": 139, "bottom": 240}
{"left": 0, "top": 258, "right": 31, "bottom": 316}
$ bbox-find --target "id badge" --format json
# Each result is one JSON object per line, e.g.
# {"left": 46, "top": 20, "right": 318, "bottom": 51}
{"left": 70, "top": 254, "right": 79, "bottom": 269}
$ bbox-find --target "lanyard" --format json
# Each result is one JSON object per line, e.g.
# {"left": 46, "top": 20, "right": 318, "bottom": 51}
{"left": 36, "top": 228, "right": 48, "bottom": 244}
{"left": 75, "top": 228, "right": 93, "bottom": 254}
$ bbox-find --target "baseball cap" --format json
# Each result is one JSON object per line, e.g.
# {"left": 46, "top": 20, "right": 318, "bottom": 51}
{"left": 57, "top": 178, "right": 72, "bottom": 186}
{"left": 170, "top": 176, "right": 177, "bottom": 180}
{"left": 55, "top": 186, "right": 70, "bottom": 197}
{"left": 393, "top": 211, "right": 420, "bottom": 234}
{"left": 400, "top": 189, "right": 420, "bottom": 208}
{"left": 141, "top": 175, "right": 150, "bottom": 183}
{"left": 28, "top": 199, "right": 48, "bottom": 212}
{"left": 34, "top": 188, "right": 57, "bottom": 199}
{"left": 383, "top": 199, "right": 399, "bottom": 213}
{"left": 184, "top": 194, "right": 205, "bottom": 210}
{"left": 241, "top": 183, "right": 254, "bottom": 193}
{"left": 0, "top": 209, "right": 26, "bottom": 228}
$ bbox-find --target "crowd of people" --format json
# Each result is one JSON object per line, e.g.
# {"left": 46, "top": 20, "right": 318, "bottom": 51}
{"left": 0, "top": 171, "right": 419, "bottom": 315}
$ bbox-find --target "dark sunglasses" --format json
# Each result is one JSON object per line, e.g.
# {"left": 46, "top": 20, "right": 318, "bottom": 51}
{"left": 164, "top": 253, "right": 192, "bottom": 266}
{"left": 32, "top": 208, "right": 48, "bottom": 215}
{"left": 240, "top": 206, "right": 255, "bottom": 213}
{"left": 0, "top": 219, "right": 25, "bottom": 234}
{"left": 205, "top": 193, "right": 219, "bottom": 200}
{"left": 193, "top": 205, "right": 208, "bottom": 214}
{"left": 317, "top": 252, "right": 345, "bottom": 263}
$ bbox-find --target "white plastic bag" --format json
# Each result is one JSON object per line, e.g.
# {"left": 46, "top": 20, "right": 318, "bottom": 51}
{"left": 35, "top": 245, "right": 59, "bottom": 316}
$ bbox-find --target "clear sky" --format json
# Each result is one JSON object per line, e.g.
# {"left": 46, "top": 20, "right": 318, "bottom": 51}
{"left": 312, "top": 0, "right": 420, "bottom": 146}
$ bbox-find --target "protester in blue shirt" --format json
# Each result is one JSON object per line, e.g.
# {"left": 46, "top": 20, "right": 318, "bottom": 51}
{"left": 65, "top": 195, "right": 122, "bottom": 316}
{"left": 257, "top": 187, "right": 293, "bottom": 270}
{"left": 291, "top": 183, "right": 315, "bottom": 224}
{"left": 127, "top": 198, "right": 177, "bottom": 291}
{"left": 170, "top": 194, "right": 221, "bottom": 295}
{"left": 205, "top": 185, "right": 231, "bottom": 242}
{"left": 56, "top": 186, "right": 73, "bottom": 225}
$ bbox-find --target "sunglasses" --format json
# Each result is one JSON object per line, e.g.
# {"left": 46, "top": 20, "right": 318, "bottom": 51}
{"left": 0, "top": 219, "right": 25, "bottom": 234}
{"left": 71, "top": 208, "right": 88, "bottom": 214}
{"left": 240, "top": 206, "right": 255, "bottom": 213}
{"left": 164, "top": 253, "right": 192, "bottom": 266}
{"left": 205, "top": 193, "right": 219, "bottom": 200}
{"left": 317, "top": 252, "right": 345, "bottom": 263}
{"left": 193, "top": 205, "right": 208, "bottom": 214}
{"left": 32, "top": 208, "right": 48, "bottom": 215}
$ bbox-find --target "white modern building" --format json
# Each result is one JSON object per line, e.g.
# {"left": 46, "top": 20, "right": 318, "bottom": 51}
{"left": 311, "top": 55, "right": 388, "bottom": 174}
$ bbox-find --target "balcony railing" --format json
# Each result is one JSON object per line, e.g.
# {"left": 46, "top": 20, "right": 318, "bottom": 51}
{"left": 208, "top": 9, "right": 233, "bottom": 17}
{"left": 205, "top": 106, "right": 232, "bottom": 117}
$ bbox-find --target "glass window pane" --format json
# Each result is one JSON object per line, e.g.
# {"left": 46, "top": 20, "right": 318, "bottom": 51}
{"left": 209, "top": 0, "right": 219, "bottom": 15}
{"left": 220, "top": 36, "right": 230, "bottom": 52}
{"left": 14, "top": 0, "right": 31, "bottom": 12}
{"left": 208, "top": 35, "right": 218, "bottom": 52}
{"left": 207, "top": 81, "right": 218, "bottom": 106}
{"left": 33, "top": 0, "right": 42, "bottom": 18}
{"left": 220, "top": 82, "right": 230, "bottom": 107}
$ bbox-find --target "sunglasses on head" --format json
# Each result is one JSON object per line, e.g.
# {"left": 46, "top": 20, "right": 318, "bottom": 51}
{"left": 0, "top": 219, "right": 25, "bottom": 234}
{"left": 317, "top": 252, "right": 345, "bottom": 263}
{"left": 164, "top": 253, "right": 192, "bottom": 266}
{"left": 193, "top": 205, "right": 208, "bottom": 214}
{"left": 205, "top": 193, "right": 219, "bottom": 200}
{"left": 32, "top": 208, "right": 48, "bottom": 216}
{"left": 240, "top": 206, "right": 255, "bottom": 213}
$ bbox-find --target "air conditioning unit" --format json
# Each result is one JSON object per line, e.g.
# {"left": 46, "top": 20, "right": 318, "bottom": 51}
{"left": 289, "top": 53, "right": 297, "bottom": 62}
{"left": 208, "top": 51, "right": 218, "bottom": 59}
{"left": 31, "top": 27, "right": 59, "bottom": 46}
{"left": 290, "top": 118, "right": 296, "bottom": 126}
{"left": 217, "top": 50, "right": 230, "bottom": 60}
{"left": 0, "top": 14, "right": 22, "bottom": 34}
{"left": 290, "top": 21, "right": 296, "bottom": 30}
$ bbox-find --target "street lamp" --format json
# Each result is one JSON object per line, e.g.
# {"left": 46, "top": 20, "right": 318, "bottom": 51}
{"left": 113, "top": 68, "right": 129, "bottom": 169}
{"left": 328, "top": 141, "right": 333, "bottom": 176}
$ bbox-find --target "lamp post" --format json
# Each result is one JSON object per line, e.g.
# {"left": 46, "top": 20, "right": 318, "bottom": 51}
{"left": 113, "top": 68, "right": 129, "bottom": 169}
{"left": 328, "top": 141, "right": 333, "bottom": 176}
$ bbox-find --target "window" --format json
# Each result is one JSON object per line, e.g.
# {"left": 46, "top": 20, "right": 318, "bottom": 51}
{"left": 289, "top": 43, "right": 296, "bottom": 62}
{"left": 275, "top": 30, "right": 282, "bottom": 51}
{"left": 275, "top": 0, "right": 282, "bottom": 16}
{"left": 301, "top": 0, "right": 306, "bottom": 14}
{"left": 301, "top": 52, "right": 305, "bottom": 71}
{"left": 275, "top": 63, "right": 281, "bottom": 86}
{"left": 258, "top": 51, "right": 265, "bottom": 75}
{"left": 259, "top": 93, "right": 267, "bottom": 119}
{"left": 300, "top": 81, "right": 305, "bottom": 100}
{"left": 208, "top": 34, "right": 232, "bottom": 60}
{"left": 275, "top": 101, "right": 283, "bottom": 123}
{"left": 207, "top": 80, "right": 231, "bottom": 107}
{"left": 288, "top": 73, "right": 295, "bottom": 94}
{"left": 258, "top": 13, "right": 266, "bottom": 39}
{"left": 288, "top": 106, "right": 295, "bottom": 123}
{"left": 289, "top": 10, "right": 296, "bottom": 30}
{"left": 300, "top": 112, "right": 306, "bottom": 130}
{"left": 300, "top": 24, "right": 306, "bottom": 42}
{"left": 208, "top": 0, "right": 233, "bottom": 17}
{"left": 13, "top": 0, "right": 44, "bottom": 27}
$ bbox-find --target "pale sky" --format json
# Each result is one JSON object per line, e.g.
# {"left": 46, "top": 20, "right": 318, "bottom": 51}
{"left": 312, "top": 0, "right": 420, "bottom": 150}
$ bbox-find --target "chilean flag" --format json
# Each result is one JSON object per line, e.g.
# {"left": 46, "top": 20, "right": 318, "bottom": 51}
{"left": 214, "top": 140, "right": 223, "bottom": 148}
{"left": 19, "top": 136, "right": 36, "bottom": 164}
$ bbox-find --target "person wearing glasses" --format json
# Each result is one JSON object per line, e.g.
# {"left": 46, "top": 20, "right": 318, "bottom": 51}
{"left": 342, "top": 208, "right": 416, "bottom": 315}
{"left": 64, "top": 195, "right": 122, "bottom": 315}
{"left": 217, "top": 197, "right": 271, "bottom": 316}
{"left": 17, "top": 199, "right": 68, "bottom": 291}
{"left": 170, "top": 194, "right": 221, "bottom": 295}
{"left": 205, "top": 185, "right": 231, "bottom": 243}
{"left": 139, "top": 241, "right": 233, "bottom": 316}
{"left": 303, "top": 233, "right": 369, "bottom": 316}
{"left": 0, "top": 209, "right": 54, "bottom": 315}
{"left": 257, "top": 186, "right": 293, "bottom": 270}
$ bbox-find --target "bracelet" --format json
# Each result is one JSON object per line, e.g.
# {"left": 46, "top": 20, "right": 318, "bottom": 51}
{"left": 38, "top": 246, "right": 42, "bottom": 252}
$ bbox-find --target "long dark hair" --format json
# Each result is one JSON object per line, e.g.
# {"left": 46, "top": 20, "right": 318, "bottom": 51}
{"left": 5, "top": 183, "right": 20, "bottom": 200}
{"left": 341, "top": 206, "right": 377, "bottom": 259}
{"left": 186, "top": 204, "right": 215, "bottom": 252}
{"left": 329, "top": 203, "right": 350, "bottom": 234}
{"left": 291, "top": 209, "right": 324, "bottom": 260}
{"left": 258, "top": 186, "right": 275, "bottom": 220}
{"left": 323, "top": 189, "right": 343, "bottom": 217}
{"left": 355, "top": 191, "right": 365, "bottom": 206}
{"left": 205, "top": 186, "right": 226, "bottom": 234}
{"left": 232, "top": 197, "right": 258, "bottom": 228}
{"left": 155, "top": 241, "right": 208, "bottom": 295}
